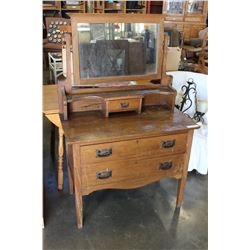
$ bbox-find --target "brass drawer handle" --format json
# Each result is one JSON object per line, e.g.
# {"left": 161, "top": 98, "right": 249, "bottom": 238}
{"left": 120, "top": 102, "right": 129, "bottom": 108}
{"left": 96, "top": 170, "right": 112, "bottom": 179}
{"left": 160, "top": 140, "right": 176, "bottom": 148}
{"left": 96, "top": 148, "right": 112, "bottom": 157}
{"left": 159, "top": 161, "right": 172, "bottom": 170}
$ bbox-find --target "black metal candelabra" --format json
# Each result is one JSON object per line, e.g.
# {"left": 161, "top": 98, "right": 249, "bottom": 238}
{"left": 175, "top": 78, "right": 197, "bottom": 114}
{"left": 175, "top": 78, "right": 206, "bottom": 123}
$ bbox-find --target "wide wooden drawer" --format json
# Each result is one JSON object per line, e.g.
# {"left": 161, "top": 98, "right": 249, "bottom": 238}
{"left": 80, "top": 133, "right": 187, "bottom": 164}
{"left": 82, "top": 154, "right": 185, "bottom": 191}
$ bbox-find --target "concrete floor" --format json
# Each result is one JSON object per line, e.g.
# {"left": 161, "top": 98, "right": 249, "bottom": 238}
{"left": 43, "top": 116, "right": 208, "bottom": 250}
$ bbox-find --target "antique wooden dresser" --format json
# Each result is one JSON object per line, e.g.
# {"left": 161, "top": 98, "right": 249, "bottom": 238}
{"left": 57, "top": 14, "right": 199, "bottom": 228}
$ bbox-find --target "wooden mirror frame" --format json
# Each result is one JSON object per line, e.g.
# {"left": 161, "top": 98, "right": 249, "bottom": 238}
{"left": 70, "top": 13, "right": 165, "bottom": 85}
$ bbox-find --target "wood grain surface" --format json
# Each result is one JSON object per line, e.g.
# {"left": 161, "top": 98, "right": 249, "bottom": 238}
{"left": 62, "top": 107, "right": 197, "bottom": 144}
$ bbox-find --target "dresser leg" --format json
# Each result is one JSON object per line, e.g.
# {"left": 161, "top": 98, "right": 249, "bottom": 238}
{"left": 176, "top": 177, "right": 187, "bottom": 208}
{"left": 72, "top": 144, "right": 83, "bottom": 229}
{"left": 67, "top": 167, "right": 74, "bottom": 195}
{"left": 58, "top": 128, "right": 64, "bottom": 191}
{"left": 66, "top": 144, "right": 74, "bottom": 195}
{"left": 75, "top": 193, "right": 83, "bottom": 229}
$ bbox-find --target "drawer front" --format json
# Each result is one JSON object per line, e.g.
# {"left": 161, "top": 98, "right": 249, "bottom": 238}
{"left": 82, "top": 154, "right": 185, "bottom": 190}
{"left": 81, "top": 133, "right": 187, "bottom": 164}
{"left": 108, "top": 98, "right": 141, "bottom": 112}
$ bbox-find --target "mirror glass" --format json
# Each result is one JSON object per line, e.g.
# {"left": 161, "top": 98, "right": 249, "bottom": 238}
{"left": 166, "top": 0, "right": 184, "bottom": 14}
{"left": 77, "top": 22, "right": 159, "bottom": 79}
{"left": 187, "top": 0, "right": 204, "bottom": 14}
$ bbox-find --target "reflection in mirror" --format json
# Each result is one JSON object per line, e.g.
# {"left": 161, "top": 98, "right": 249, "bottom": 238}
{"left": 187, "top": 0, "right": 204, "bottom": 14}
{"left": 166, "top": 0, "right": 184, "bottom": 14}
{"left": 77, "top": 23, "right": 159, "bottom": 79}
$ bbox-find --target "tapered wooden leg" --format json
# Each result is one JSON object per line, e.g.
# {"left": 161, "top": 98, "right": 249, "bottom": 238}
{"left": 176, "top": 129, "right": 194, "bottom": 208}
{"left": 66, "top": 144, "right": 74, "bottom": 194}
{"left": 50, "top": 123, "right": 55, "bottom": 160}
{"left": 75, "top": 191, "right": 83, "bottom": 229}
{"left": 68, "top": 166, "right": 74, "bottom": 195}
{"left": 58, "top": 128, "right": 64, "bottom": 191}
{"left": 72, "top": 144, "right": 83, "bottom": 229}
{"left": 176, "top": 177, "right": 187, "bottom": 208}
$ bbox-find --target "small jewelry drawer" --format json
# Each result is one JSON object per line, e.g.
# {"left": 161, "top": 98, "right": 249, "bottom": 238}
{"left": 102, "top": 95, "right": 143, "bottom": 117}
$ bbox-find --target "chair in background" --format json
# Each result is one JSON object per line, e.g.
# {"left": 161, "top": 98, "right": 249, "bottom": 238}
{"left": 48, "top": 52, "right": 63, "bottom": 83}
{"left": 181, "top": 28, "right": 208, "bottom": 73}
{"left": 168, "top": 71, "right": 208, "bottom": 175}
{"left": 194, "top": 32, "right": 208, "bottom": 74}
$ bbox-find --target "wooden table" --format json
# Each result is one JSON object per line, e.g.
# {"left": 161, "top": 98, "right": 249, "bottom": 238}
{"left": 43, "top": 85, "right": 64, "bottom": 190}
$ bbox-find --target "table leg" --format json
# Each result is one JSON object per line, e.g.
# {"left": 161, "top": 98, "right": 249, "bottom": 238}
{"left": 45, "top": 114, "right": 64, "bottom": 190}
{"left": 50, "top": 123, "right": 55, "bottom": 160}
{"left": 58, "top": 128, "right": 64, "bottom": 191}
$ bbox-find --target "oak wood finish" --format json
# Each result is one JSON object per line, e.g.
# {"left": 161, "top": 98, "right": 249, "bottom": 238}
{"left": 57, "top": 14, "right": 176, "bottom": 121}
{"left": 163, "top": 0, "right": 208, "bottom": 40}
{"left": 102, "top": 96, "right": 143, "bottom": 117}
{"left": 60, "top": 84, "right": 176, "bottom": 120}
{"left": 82, "top": 154, "right": 185, "bottom": 195}
{"left": 57, "top": 14, "right": 198, "bottom": 229}
{"left": 62, "top": 108, "right": 199, "bottom": 228}
{"left": 66, "top": 144, "right": 74, "bottom": 194}
{"left": 72, "top": 144, "right": 83, "bottom": 228}
{"left": 70, "top": 14, "right": 165, "bottom": 85}
{"left": 80, "top": 133, "right": 187, "bottom": 165}
{"left": 176, "top": 129, "right": 194, "bottom": 207}
{"left": 43, "top": 85, "right": 65, "bottom": 190}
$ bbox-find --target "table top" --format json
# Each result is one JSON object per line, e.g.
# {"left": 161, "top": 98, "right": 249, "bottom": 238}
{"left": 62, "top": 107, "right": 198, "bottom": 145}
{"left": 43, "top": 85, "right": 59, "bottom": 115}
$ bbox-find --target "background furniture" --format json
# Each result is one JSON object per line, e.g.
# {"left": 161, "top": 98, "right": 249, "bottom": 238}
{"left": 181, "top": 29, "right": 208, "bottom": 73}
{"left": 194, "top": 31, "right": 208, "bottom": 74}
{"left": 43, "top": 1, "right": 86, "bottom": 17}
{"left": 148, "top": 1, "right": 163, "bottom": 14}
{"left": 89, "top": 1, "right": 148, "bottom": 14}
{"left": 163, "top": 0, "right": 208, "bottom": 40}
{"left": 168, "top": 71, "right": 208, "bottom": 175}
{"left": 43, "top": 85, "right": 64, "bottom": 190}
{"left": 48, "top": 52, "right": 64, "bottom": 83}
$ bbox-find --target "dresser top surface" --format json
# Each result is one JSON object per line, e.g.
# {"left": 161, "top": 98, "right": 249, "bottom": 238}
{"left": 62, "top": 107, "right": 199, "bottom": 145}
{"left": 62, "top": 107, "right": 198, "bottom": 145}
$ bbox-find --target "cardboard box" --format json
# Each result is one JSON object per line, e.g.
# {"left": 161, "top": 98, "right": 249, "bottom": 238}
{"left": 166, "top": 47, "right": 182, "bottom": 71}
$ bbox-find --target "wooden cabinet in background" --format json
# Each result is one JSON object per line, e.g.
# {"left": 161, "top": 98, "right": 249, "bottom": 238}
{"left": 90, "top": 1, "right": 148, "bottom": 14}
{"left": 163, "top": 0, "right": 208, "bottom": 40}
{"left": 43, "top": 1, "right": 87, "bottom": 18}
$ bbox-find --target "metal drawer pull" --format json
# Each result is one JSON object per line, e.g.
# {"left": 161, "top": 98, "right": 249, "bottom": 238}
{"left": 160, "top": 140, "right": 176, "bottom": 148}
{"left": 120, "top": 102, "right": 129, "bottom": 108}
{"left": 96, "top": 170, "right": 112, "bottom": 179}
{"left": 159, "top": 161, "right": 172, "bottom": 170}
{"left": 96, "top": 148, "right": 112, "bottom": 157}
